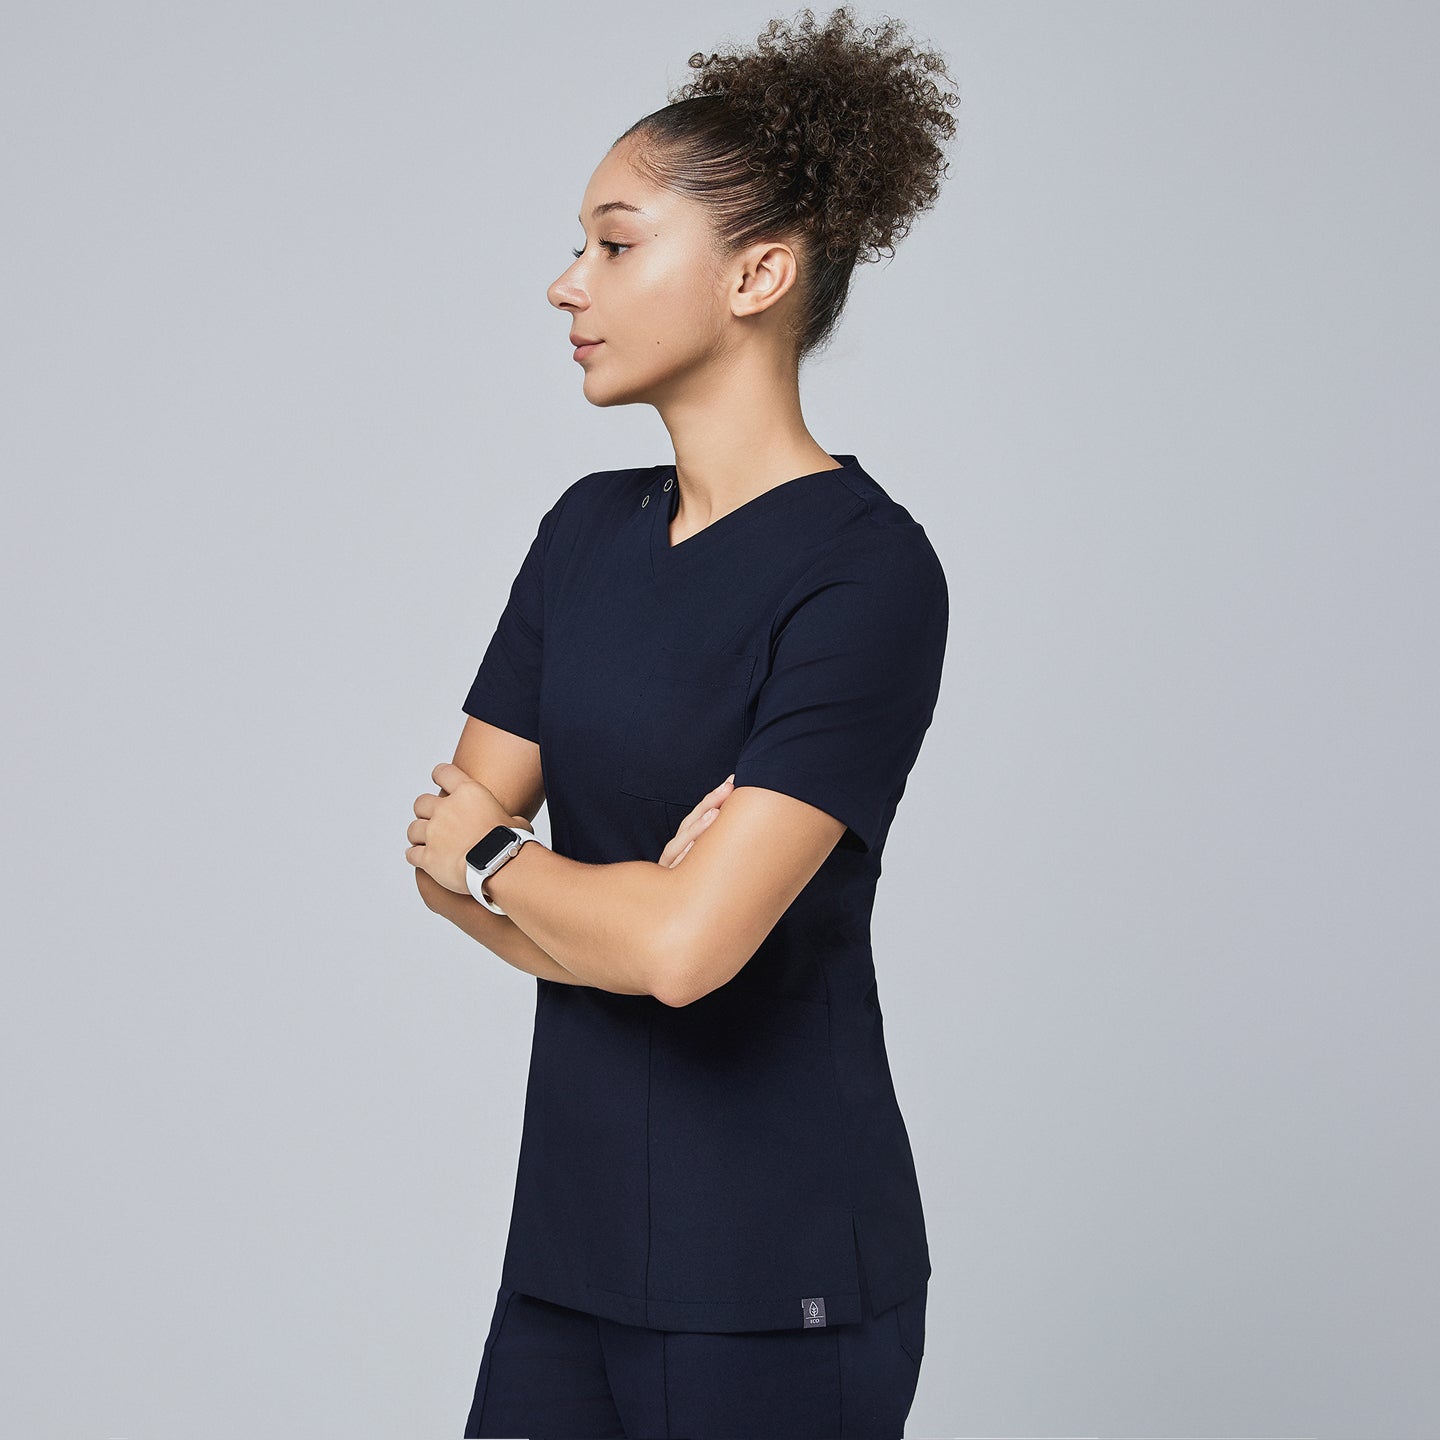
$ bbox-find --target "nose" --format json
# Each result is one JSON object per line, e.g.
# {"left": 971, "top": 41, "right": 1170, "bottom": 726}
{"left": 548, "top": 265, "right": 586, "bottom": 312}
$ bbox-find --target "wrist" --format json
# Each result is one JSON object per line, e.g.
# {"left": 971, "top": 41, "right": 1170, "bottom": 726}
{"left": 465, "top": 823, "right": 544, "bottom": 915}
{"left": 484, "top": 830, "right": 544, "bottom": 906}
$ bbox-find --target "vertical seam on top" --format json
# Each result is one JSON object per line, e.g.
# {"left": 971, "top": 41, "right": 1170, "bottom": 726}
{"left": 644, "top": 1007, "right": 654, "bottom": 1325}
{"left": 820, "top": 956, "right": 860, "bottom": 1296}
{"left": 661, "top": 1329, "right": 671, "bottom": 1438}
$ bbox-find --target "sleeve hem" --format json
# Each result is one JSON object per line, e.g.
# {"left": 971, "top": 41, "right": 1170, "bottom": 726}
{"left": 730, "top": 758, "right": 876, "bottom": 854}
{"left": 461, "top": 695, "right": 541, "bottom": 746}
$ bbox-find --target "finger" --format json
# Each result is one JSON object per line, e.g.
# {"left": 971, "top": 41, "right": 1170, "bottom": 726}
{"left": 657, "top": 795, "right": 724, "bottom": 866}
{"left": 658, "top": 809, "right": 706, "bottom": 867}
{"left": 432, "top": 761, "right": 467, "bottom": 792}
{"left": 414, "top": 793, "right": 438, "bottom": 818}
{"left": 685, "top": 774, "right": 736, "bottom": 822}
{"left": 667, "top": 808, "right": 718, "bottom": 864}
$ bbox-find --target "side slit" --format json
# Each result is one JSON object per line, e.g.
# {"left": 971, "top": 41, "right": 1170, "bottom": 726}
{"left": 850, "top": 1210, "right": 874, "bottom": 1319}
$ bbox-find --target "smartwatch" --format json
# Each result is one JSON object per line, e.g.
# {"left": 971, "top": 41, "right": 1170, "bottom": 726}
{"left": 465, "top": 824, "right": 539, "bottom": 915}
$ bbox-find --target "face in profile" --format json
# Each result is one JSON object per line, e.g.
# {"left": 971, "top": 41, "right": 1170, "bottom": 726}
{"left": 548, "top": 138, "right": 742, "bottom": 409}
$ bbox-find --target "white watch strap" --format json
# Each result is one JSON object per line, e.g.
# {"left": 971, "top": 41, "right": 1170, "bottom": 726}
{"left": 466, "top": 830, "right": 537, "bottom": 916}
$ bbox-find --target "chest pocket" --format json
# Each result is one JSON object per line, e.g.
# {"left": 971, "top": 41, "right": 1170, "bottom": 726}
{"left": 617, "top": 645, "right": 757, "bottom": 808}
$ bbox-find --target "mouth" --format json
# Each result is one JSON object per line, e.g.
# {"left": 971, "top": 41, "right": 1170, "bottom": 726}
{"left": 571, "top": 338, "right": 604, "bottom": 361}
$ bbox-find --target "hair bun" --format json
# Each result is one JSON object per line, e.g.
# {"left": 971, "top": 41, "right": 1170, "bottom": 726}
{"left": 676, "top": 6, "right": 960, "bottom": 263}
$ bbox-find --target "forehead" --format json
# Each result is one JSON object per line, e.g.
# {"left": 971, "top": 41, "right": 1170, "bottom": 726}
{"left": 577, "top": 144, "right": 673, "bottom": 226}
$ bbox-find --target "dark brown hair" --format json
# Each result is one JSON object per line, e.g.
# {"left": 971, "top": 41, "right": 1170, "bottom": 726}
{"left": 617, "top": 5, "right": 961, "bottom": 364}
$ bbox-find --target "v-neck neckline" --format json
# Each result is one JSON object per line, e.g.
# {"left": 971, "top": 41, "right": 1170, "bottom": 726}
{"left": 648, "top": 454, "right": 859, "bottom": 577}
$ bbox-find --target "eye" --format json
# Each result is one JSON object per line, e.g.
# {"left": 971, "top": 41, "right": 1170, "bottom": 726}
{"left": 570, "top": 240, "right": 629, "bottom": 259}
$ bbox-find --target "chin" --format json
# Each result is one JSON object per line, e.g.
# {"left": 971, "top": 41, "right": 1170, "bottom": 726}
{"left": 580, "top": 382, "right": 634, "bottom": 409}
{"left": 580, "top": 371, "right": 660, "bottom": 409}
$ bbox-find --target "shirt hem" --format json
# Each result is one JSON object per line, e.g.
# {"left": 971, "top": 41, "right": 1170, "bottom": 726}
{"left": 497, "top": 1264, "right": 865, "bottom": 1332}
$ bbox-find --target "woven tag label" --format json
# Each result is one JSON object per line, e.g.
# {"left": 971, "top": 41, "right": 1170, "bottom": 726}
{"left": 801, "top": 1296, "right": 827, "bottom": 1328}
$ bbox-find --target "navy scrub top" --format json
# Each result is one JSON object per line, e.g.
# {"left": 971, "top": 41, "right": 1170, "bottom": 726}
{"left": 460, "top": 454, "right": 948, "bottom": 1333}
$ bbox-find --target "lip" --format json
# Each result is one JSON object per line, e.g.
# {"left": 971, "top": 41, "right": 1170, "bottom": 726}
{"left": 571, "top": 338, "right": 603, "bottom": 361}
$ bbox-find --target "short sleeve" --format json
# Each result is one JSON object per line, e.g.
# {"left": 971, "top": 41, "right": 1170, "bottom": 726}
{"left": 460, "top": 492, "right": 568, "bottom": 744}
{"left": 731, "top": 531, "right": 948, "bottom": 854}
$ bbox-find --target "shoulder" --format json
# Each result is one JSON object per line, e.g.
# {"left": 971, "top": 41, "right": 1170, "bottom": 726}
{"left": 552, "top": 463, "right": 658, "bottom": 518}
{"left": 789, "top": 465, "right": 947, "bottom": 608}
{"left": 534, "top": 463, "right": 657, "bottom": 548}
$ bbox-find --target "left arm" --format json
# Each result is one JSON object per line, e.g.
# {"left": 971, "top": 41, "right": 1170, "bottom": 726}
{"left": 481, "top": 843, "right": 687, "bottom": 1000}
{"left": 486, "top": 784, "right": 845, "bottom": 1007}
{"left": 410, "top": 761, "right": 808, "bottom": 1004}
{"left": 410, "top": 760, "right": 713, "bottom": 1002}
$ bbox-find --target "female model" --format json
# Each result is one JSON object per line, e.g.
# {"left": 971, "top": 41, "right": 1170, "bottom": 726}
{"left": 406, "top": 7, "right": 960, "bottom": 1436}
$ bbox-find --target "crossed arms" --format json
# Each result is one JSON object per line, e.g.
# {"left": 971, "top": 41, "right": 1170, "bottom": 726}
{"left": 416, "top": 714, "right": 844, "bottom": 1007}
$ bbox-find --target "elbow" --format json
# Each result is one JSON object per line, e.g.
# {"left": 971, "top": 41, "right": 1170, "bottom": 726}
{"left": 647, "top": 915, "right": 710, "bottom": 1009}
{"left": 648, "top": 920, "right": 731, "bottom": 1009}
{"left": 645, "top": 870, "right": 741, "bottom": 1008}
{"left": 651, "top": 960, "right": 699, "bottom": 1010}
{"left": 656, "top": 981, "right": 707, "bottom": 1010}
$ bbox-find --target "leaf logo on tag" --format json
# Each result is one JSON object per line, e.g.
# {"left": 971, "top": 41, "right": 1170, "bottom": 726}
{"left": 801, "top": 1296, "right": 827, "bottom": 1328}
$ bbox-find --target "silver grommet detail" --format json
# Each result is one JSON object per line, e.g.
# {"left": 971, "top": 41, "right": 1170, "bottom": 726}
{"left": 663, "top": 476, "right": 674, "bottom": 490}
{"left": 641, "top": 494, "right": 649, "bottom": 507}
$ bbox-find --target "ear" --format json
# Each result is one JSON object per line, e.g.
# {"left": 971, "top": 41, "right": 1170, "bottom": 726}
{"left": 731, "top": 239, "right": 801, "bottom": 318}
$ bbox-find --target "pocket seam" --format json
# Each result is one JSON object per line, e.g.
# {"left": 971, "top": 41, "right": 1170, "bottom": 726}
{"left": 617, "top": 648, "right": 757, "bottom": 803}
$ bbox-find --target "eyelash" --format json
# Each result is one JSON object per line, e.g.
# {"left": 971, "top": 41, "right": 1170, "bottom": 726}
{"left": 571, "top": 240, "right": 628, "bottom": 259}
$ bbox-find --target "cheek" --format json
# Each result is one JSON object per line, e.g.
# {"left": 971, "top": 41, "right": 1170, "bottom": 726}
{"left": 630, "top": 259, "right": 726, "bottom": 355}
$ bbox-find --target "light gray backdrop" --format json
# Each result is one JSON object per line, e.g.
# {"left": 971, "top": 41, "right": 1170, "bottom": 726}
{"left": 2, "top": 3, "right": 1435, "bottom": 1437}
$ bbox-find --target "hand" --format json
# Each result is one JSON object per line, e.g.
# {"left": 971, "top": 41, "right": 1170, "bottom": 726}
{"left": 657, "top": 773, "right": 735, "bottom": 868}
{"left": 407, "top": 761, "right": 526, "bottom": 896}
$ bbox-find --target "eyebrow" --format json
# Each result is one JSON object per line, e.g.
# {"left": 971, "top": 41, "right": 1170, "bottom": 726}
{"left": 577, "top": 201, "right": 650, "bottom": 224}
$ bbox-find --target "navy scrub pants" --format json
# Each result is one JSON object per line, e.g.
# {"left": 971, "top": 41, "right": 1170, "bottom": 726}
{"left": 462, "top": 1276, "right": 926, "bottom": 1439}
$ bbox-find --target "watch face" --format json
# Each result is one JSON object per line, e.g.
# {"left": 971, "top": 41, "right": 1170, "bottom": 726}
{"left": 466, "top": 825, "right": 519, "bottom": 871}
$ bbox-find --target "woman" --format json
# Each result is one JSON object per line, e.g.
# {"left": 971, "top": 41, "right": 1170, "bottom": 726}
{"left": 407, "top": 7, "right": 960, "bottom": 1435}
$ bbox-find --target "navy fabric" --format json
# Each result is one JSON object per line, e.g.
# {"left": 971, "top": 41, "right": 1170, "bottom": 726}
{"left": 461, "top": 455, "right": 947, "bottom": 1333}
{"left": 463, "top": 1277, "right": 927, "bottom": 1438}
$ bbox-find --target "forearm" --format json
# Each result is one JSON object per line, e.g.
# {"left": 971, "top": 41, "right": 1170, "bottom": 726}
{"left": 483, "top": 842, "right": 681, "bottom": 1001}
{"left": 423, "top": 878, "right": 600, "bottom": 987}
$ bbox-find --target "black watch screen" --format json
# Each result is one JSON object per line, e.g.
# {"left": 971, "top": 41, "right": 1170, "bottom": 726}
{"left": 466, "top": 825, "right": 522, "bottom": 872}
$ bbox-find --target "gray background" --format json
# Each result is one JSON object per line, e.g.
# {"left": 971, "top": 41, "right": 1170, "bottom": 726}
{"left": 2, "top": 2, "right": 1435, "bottom": 1437}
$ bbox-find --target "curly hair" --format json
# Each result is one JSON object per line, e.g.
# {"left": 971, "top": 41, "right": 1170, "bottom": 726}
{"left": 616, "top": 5, "right": 961, "bottom": 364}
